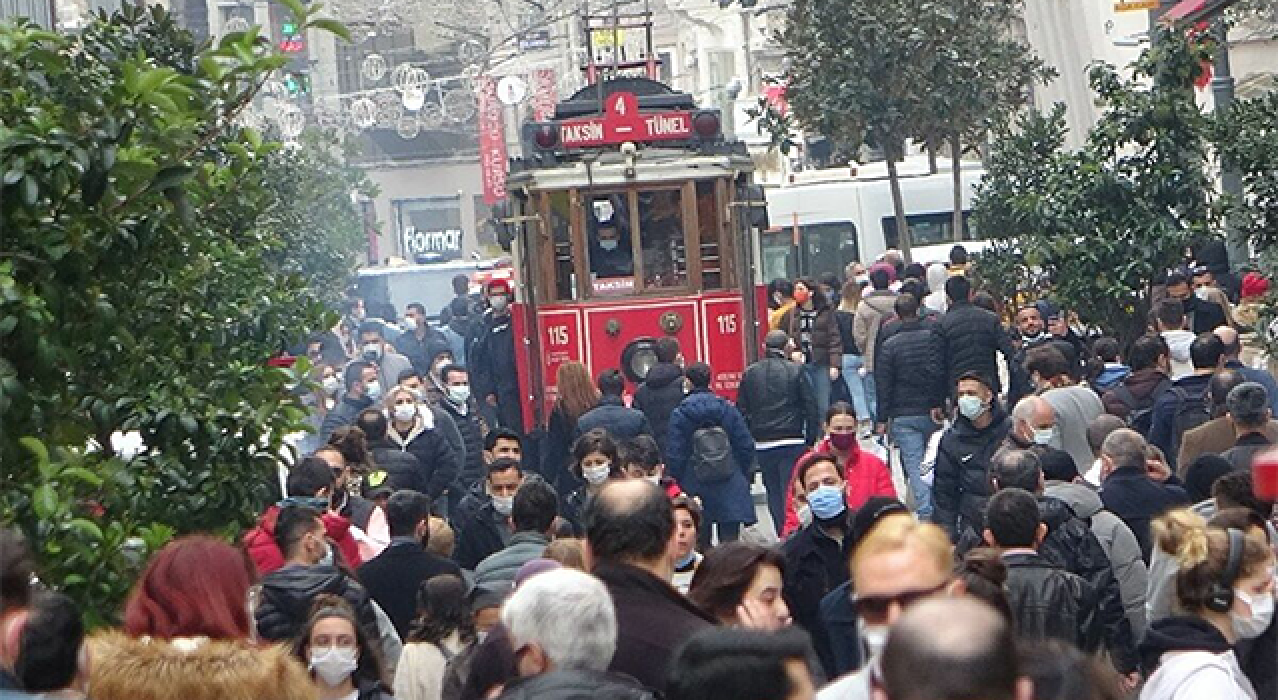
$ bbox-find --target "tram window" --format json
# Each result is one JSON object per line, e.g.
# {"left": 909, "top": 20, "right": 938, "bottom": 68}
{"left": 586, "top": 193, "right": 636, "bottom": 296}
{"left": 548, "top": 191, "right": 576, "bottom": 301}
{"left": 639, "top": 189, "right": 688, "bottom": 290}
{"left": 696, "top": 182, "right": 722, "bottom": 289}
{"left": 760, "top": 230, "right": 798, "bottom": 282}
{"left": 799, "top": 222, "right": 858, "bottom": 282}
{"left": 882, "top": 211, "right": 974, "bottom": 249}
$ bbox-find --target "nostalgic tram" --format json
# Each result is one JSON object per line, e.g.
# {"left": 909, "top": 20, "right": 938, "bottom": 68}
{"left": 499, "top": 66, "right": 770, "bottom": 432}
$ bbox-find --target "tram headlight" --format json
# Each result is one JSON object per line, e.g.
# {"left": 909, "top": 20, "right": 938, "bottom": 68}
{"left": 620, "top": 338, "right": 659, "bottom": 384}
{"left": 693, "top": 111, "right": 721, "bottom": 140}
{"left": 533, "top": 123, "right": 559, "bottom": 151}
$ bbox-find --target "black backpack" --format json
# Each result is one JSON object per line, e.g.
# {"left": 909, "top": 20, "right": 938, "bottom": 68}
{"left": 1169, "top": 385, "right": 1211, "bottom": 454}
{"left": 690, "top": 425, "right": 736, "bottom": 483}
{"left": 1111, "top": 378, "right": 1171, "bottom": 436}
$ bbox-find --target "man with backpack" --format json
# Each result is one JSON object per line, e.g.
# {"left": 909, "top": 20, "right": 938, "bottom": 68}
{"left": 665, "top": 362, "right": 757, "bottom": 547}
{"left": 1147, "top": 333, "right": 1224, "bottom": 473}
{"left": 1102, "top": 334, "right": 1173, "bottom": 436}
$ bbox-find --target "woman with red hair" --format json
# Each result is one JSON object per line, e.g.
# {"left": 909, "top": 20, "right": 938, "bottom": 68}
{"left": 90, "top": 535, "right": 316, "bottom": 700}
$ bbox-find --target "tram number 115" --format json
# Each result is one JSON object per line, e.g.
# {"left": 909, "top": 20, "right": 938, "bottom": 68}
{"left": 716, "top": 314, "right": 737, "bottom": 335}
{"left": 547, "top": 325, "right": 571, "bottom": 347}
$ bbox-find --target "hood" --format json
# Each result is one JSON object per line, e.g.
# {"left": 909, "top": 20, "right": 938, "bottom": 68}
{"left": 926, "top": 263, "right": 949, "bottom": 292}
{"left": 953, "top": 402, "right": 1009, "bottom": 439}
{"left": 1095, "top": 363, "right": 1131, "bottom": 389}
{"left": 499, "top": 669, "right": 654, "bottom": 700}
{"left": 1162, "top": 330, "right": 1195, "bottom": 363}
{"left": 1124, "top": 367, "right": 1170, "bottom": 397}
{"left": 864, "top": 292, "right": 897, "bottom": 313}
{"left": 260, "top": 565, "right": 354, "bottom": 620}
{"left": 1140, "top": 616, "right": 1232, "bottom": 672}
{"left": 1037, "top": 494, "right": 1080, "bottom": 530}
{"left": 643, "top": 362, "right": 684, "bottom": 389}
{"left": 1043, "top": 481, "right": 1103, "bottom": 518}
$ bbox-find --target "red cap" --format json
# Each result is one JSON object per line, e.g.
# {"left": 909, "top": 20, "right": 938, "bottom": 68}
{"left": 487, "top": 278, "right": 512, "bottom": 295}
{"left": 1241, "top": 272, "right": 1269, "bottom": 301}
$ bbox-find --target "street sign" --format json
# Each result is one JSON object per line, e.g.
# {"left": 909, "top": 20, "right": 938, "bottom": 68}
{"left": 1114, "top": 0, "right": 1158, "bottom": 11}
{"left": 497, "top": 75, "right": 529, "bottom": 106}
{"left": 519, "top": 29, "right": 552, "bottom": 51}
{"left": 556, "top": 92, "right": 695, "bottom": 148}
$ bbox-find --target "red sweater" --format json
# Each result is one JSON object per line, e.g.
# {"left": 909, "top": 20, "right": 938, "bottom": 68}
{"left": 781, "top": 437, "right": 895, "bottom": 536}
{"left": 242, "top": 505, "right": 363, "bottom": 576}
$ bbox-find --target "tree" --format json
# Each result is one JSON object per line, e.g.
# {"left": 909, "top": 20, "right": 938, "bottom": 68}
{"left": 0, "top": 3, "right": 364, "bottom": 624}
{"left": 972, "top": 27, "right": 1219, "bottom": 344}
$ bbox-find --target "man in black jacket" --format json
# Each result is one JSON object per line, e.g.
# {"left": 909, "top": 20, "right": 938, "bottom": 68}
{"left": 321, "top": 361, "right": 377, "bottom": 439}
{"left": 737, "top": 330, "right": 820, "bottom": 535}
{"left": 358, "top": 490, "right": 462, "bottom": 638}
{"left": 874, "top": 293, "right": 946, "bottom": 521}
{"left": 1099, "top": 428, "right": 1190, "bottom": 561}
{"left": 471, "top": 278, "right": 522, "bottom": 433}
{"left": 394, "top": 302, "right": 453, "bottom": 376}
{"left": 931, "top": 371, "right": 1011, "bottom": 542}
{"left": 938, "top": 275, "right": 1017, "bottom": 394}
{"left": 450, "top": 457, "right": 524, "bottom": 569}
{"left": 254, "top": 505, "right": 380, "bottom": 643}
{"left": 436, "top": 364, "right": 489, "bottom": 497}
{"left": 632, "top": 337, "right": 685, "bottom": 455}
{"left": 577, "top": 370, "right": 653, "bottom": 441}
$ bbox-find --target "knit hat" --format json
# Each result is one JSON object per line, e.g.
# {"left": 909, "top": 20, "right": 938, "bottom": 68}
{"left": 850, "top": 497, "right": 908, "bottom": 548}
{"left": 1241, "top": 272, "right": 1269, "bottom": 301}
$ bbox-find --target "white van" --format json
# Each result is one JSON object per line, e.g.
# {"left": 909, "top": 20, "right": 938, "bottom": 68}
{"left": 761, "top": 157, "right": 988, "bottom": 282}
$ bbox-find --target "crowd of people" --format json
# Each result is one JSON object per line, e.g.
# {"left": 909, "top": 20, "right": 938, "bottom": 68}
{"left": 1, "top": 242, "right": 1276, "bottom": 700}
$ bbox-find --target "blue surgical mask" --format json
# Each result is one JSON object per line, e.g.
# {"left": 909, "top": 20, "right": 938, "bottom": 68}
{"left": 808, "top": 485, "right": 846, "bottom": 521}
{"left": 957, "top": 395, "right": 986, "bottom": 420}
{"left": 599, "top": 239, "right": 619, "bottom": 251}
{"left": 1032, "top": 427, "right": 1055, "bottom": 446}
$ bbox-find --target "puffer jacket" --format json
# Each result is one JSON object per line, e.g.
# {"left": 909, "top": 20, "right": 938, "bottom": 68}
{"left": 254, "top": 564, "right": 381, "bottom": 644}
{"left": 736, "top": 353, "right": 820, "bottom": 442}
{"left": 931, "top": 403, "right": 1011, "bottom": 541}
{"left": 1045, "top": 479, "right": 1150, "bottom": 639}
{"left": 473, "top": 531, "right": 551, "bottom": 592}
{"left": 778, "top": 305, "right": 842, "bottom": 368}
{"left": 1003, "top": 552, "right": 1099, "bottom": 649}
{"left": 781, "top": 436, "right": 895, "bottom": 536}
{"left": 874, "top": 317, "right": 947, "bottom": 419}
{"left": 666, "top": 389, "right": 757, "bottom": 524}
{"left": 632, "top": 362, "right": 686, "bottom": 454}
{"left": 577, "top": 396, "right": 653, "bottom": 442}
{"left": 497, "top": 669, "right": 655, "bottom": 700}
{"left": 437, "top": 396, "right": 488, "bottom": 491}
{"left": 938, "top": 301, "right": 1017, "bottom": 393}
{"left": 851, "top": 291, "right": 898, "bottom": 371}
{"left": 387, "top": 412, "right": 460, "bottom": 501}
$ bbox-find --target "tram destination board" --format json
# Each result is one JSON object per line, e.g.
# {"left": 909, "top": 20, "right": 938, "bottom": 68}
{"left": 538, "top": 91, "right": 707, "bottom": 150}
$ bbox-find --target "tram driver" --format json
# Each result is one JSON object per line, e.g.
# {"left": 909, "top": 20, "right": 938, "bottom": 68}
{"left": 589, "top": 206, "right": 635, "bottom": 280}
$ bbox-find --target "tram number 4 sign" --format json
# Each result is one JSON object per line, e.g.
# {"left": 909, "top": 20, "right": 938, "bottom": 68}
{"left": 559, "top": 92, "right": 693, "bottom": 148}
{"left": 1113, "top": 0, "right": 1157, "bottom": 11}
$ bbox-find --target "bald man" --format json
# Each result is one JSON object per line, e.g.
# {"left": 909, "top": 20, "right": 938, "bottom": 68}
{"left": 1006, "top": 397, "right": 1078, "bottom": 479}
{"left": 1215, "top": 326, "right": 1278, "bottom": 414}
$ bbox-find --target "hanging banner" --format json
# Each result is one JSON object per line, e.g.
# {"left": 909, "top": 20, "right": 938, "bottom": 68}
{"left": 477, "top": 76, "right": 509, "bottom": 205}
{"left": 530, "top": 69, "right": 558, "bottom": 122}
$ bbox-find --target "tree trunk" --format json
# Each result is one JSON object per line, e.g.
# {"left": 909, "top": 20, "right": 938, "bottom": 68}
{"left": 927, "top": 140, "right": 938, "bottom": 174}
{"left": 950, "top": 130, "right": 964, "bottom": 241}
{"left": 886, "top": 146, "right": 912, "bottom": 264}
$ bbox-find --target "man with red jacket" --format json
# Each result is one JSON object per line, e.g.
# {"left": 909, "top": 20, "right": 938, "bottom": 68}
{"left": 243, "top": 456, "right": 362, "bottom": 575}
{"left": 781, "top": 403, "right": 894, "bottom": 536}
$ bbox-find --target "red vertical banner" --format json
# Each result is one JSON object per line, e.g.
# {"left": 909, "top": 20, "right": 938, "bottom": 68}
{"left": 477, "top": 76, "right": 508, "bottom": 205}
{"left": 530, "top": 69, "right": 558, "bottom": 122}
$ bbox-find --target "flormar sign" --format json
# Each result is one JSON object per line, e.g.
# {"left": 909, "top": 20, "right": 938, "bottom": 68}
{"left": 403, "top": 227, "right": 463, "bottom": 258}
{"left": 557, "top": 91, "right": 694, "bottom": 148}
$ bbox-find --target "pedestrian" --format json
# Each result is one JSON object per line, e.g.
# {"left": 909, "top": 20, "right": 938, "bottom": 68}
{"left": 621, "top": 435, "right": 681, "bottom": 497}
{"left": 931, "top": 371, "right": 1011, "bottom": 543}
{"left": 768, "top": 279, "right": 796, "bottom": 331}
{"left": 1102, "top": 334, "right": 1173, "bottom": 436}
{"left": 687, "top": 542, "right": 791, "bottom": 629}
{"left": 850, "top": 266, "right": 897, "bottom": 419}
{"left": 1089, "top": 336, "right": 1131, "bottom": 393}
{"left": 10, "top": 591, "right": 86, "bottom": 697}
{"left": 1148, "top": 333, "right": 1224, "bottom": 473}
{"left": 394, "top": 574, "right": 476, "bottom": 700}
{"left": 292, "top": 595, "right": 394, "bottom": 700}
{"left": 1163, "top": 270, "right": 1229, "bottom": 335}
{"left": 357, "top": 405, "right": 430, "bottom": 499}
{"left": 451, "top": 457, "right": 526, "bottom": 570}
{"left": 923, "top": 263, "right": 949, "bottom": 315}
{"left": 1176, "top": 370, "right": 1256, "bottom": 473}
{"left": 1153, "top": 298, "right": 1197, "bottom": 380}
{"left": 781, "top": 403, "right": 894, "bottom": 536}
{"left": 669, "top": 494, "right": 704, "bottom": 595}
{"left": 1216, "top": 326, "right": 1279, "bottom": 413}
{"left": 666, "top": 362, "right": 757, "bottom": 546}
{"left": 576, "top": 369, "right": 653, "bottom": 441}
{"left": 874, "top": 292, "right": 946, "bottom": 519}
{"left": 434, "top": 364, "right": 489, "bottom": 510}
{"left": 471, "top": 278, "right": 522, "bottom": 433}
{"left": 779, "top": 278, "right": 842, "bottom": 414}
{"left": 834, "top": 281, "right": 874, "bottom": 431}
{"left": 243, "top": 456, "right": 364, "bottom": 575}
{"left": 1098, "top": 429, "right": 1190, "bottom": 562}
{"left": 878, "top": 598, "right": 1026, "bottom": 700}
{"left": 561, "top": 429, "right": 625, "bottom": 533}
{"left": 1221, "top": 382, "right": 1275, "bottom": 471}
{"left": 586, "top": 480, "right": 715, "bottom": 691}
{"left": 358, "top": 322, "right": 415, "bottom": 397}
{"left": 474, "top": 479, "right": 559, "bottom": 591}
{"left": 632, "top": 337, "right": 686, "bottom": 455}
{"left": 542, "top": 361, "right": 601, "bottom": 498}
{"left": 666, "top": 628, "right": 815, "bottom": 700}
{"left": 938, "top": 276, "right": 1017, "bottom": 395}
{"left": 737, "top": 329, "right": 820, "bottom": 536}
{"left": 395, "top": 303, "right": 453, "bottom": 377}
{"left": 1024, "top": 344, "right": 1105, "bottom": 474}
{"left": 323, "top": 361, "right": 379, "bottom": 439}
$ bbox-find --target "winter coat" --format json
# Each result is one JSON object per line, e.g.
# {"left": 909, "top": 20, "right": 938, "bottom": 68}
{"left": 387, "top": 411, "right": 462, "bottom": 501}
{"left": 594, "top": 562, "right": 716, "bottom": 692}
{"left": 820, "top": 580, "right": 863, "bottom": 678}
{"left": 254, "top": 564, "right": 381, "bottom": 644}
{"left": 631, "top": 362, "right": 686, "bottom": 454}
{"left": 577, "top": 396, "right": 653, "bottom": 442}
{"left": 437, "top": 396, "right": 488, "bottom": 491}
{"left": 1162, "top": 330, "right": 1196, "bottom": 380}
{"left": 779, "top": 305, "right": 842, "bottom": 368}
{"left": 473, "top": 531, "right": 551, "bottom": 592}
{"left": 1225, "top": 359, "right": 1279, "bottom": 414}
{"left": 938, "top": 301, "right": 1017, "bottom": 393}
{"left": 874, "top": 317, "right": 947, "bottom": 419}
{"left": 1148, "top": 372, "right": 1214, "bottom": 473}
{"left": 370, "top": 441, "right": 431, "bottom": 497}
{"left": 358, "top": 540, "right": 463, "bottom": 639}
{"left": 1003, "top": 551, "right": 1099, "bottom": 649}
{"left": 243, "top": 504, "right": 363, "bottom": 576}
{"left": 736, "top": 353, "right": 820, "bottom": 443}
{"left": 1044, "top": 480, "right": 1149, "bottom": 639}
{"left": 88, "top": 631, "right": 317, "bottom": 700}
{"left": 782, "top": 514, "right": 854, "bottom": 677}
{"left": 449, "top": 481, "right": 512, "bottom": 570}
{"left": 931, "top": 403, "right": 1012, "bottom": 542}
{"left": 394, "top": 327, "right": 454, "bottom": 376}
{"left": 541, "top": 402, "right": 583, "bottom": 498}
{"left": 781, "top": 437, "right": 894, "bottom": 536}
{"left": 472, "top": 311, "right": 518, "bottom": 397}
{"left": 1178, "top": 418, "right": 1278, "bottom": 478}
{"left": 665, "top": 389, "right": 757, "bottom": 524}
{"left": 1139, "top": 616, "right": 1255, "bottom": 700}
{"left": 497, "top": 669, "right": 655, "bottom": 700}
{"left": 322, "top": 394, "right": 374, "bottom": 440}
{"left": 1040, "top": 385, "right": 1105, "bottom": 474}
{"left": 851, "top": 291, "right": 897, "bottom": 371}
{"left": 1102, "top": 368, "right": 1172, "bottom": 424}
{"left": 1223, "top": 432, "right": 1275, "bottom": 472}
{"left": 394, "top": 634, "right": 466, "bottom": 700}
{"left": 1099, "top": 466, "right": 1191, "bottom": 562}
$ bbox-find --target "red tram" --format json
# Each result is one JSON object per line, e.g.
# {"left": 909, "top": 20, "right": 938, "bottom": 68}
{"left": 499, "top": 77, "right": 771, "bottom": 432}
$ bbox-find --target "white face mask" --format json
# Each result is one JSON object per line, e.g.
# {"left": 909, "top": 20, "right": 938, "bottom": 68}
{"left": 322, "top": 376, "right": 342, "bottom": 396}
{"left": 1194, "top": 286, "right": 1213, "bottom": 301}
{"left": 365, "top": 380, "right": 382, "bottom": 402}
{"left": 1232, "top": 589, "right": 1275, "bottom": 639}
{"left": 492, "top": 495, "right": 514, "bottom": 516}
{"left": 863, "top": 625, "right": 890, "bottom": 658}
{"left": 309, "top": 646, "right": 358, "bottom": 686}
{"left": 957, "top": 395, "right": 986, "bottom": 420}
{"left": 583, "top": 464, "right": 611, "bottom": 485}
{"left": 448, "top": 385, "right": 471, "bottom": 404}
{"left": 403, "top": 316, "right": 419, "bottom": 331}
{"left": 361, "top": 342, "right": 383, "bottom": 362}
{"left": 490, "top": 295, "right": 510, "bottom": 312}
{"left": 393, "top": 403, "right": 417, "bottom": 423}
{"left": 1032, "top": 427, "right": 1055, "bottom": 446}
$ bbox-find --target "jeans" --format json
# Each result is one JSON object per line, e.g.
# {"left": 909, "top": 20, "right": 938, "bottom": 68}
{"left": 841, "top": 354, "right": 877, "bottom": 422}
{"left": 804, "top": 363, "right": 832, "bottom": 416}
{"left": 758, "top": 443, "right": 809, "bottom": 536}
{"left": 890, "top": 414, "right": 940, "bottom": 519}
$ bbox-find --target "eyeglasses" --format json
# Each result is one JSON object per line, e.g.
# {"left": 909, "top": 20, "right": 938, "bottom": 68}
{"left": 852, "top": 581, "right": 949, "bottom": 622}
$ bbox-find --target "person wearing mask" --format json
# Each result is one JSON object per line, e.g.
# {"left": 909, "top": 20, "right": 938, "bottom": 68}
{"left": 932, "top": 371, "right": 1012, "bottom": 543}
{"left": 293, "top": 596, "right": 394, "bottom": 700}
{"left": 1024, "top": 344, "right": 1105, "bottom": 474}
{"left": 357, "top": 323, "right": 414, "bottom": 394}
{"left": 1005, "top": 396, "right": 1075, "bottom": 471}
{"left": 474, "top": 479, "right": 559, "bottom": 591}
{"left": 471, "top": 278, "right": 522, "bottom": 433}
{"left": 355, "top": 405, "right": 429, "bottom": 499}
{"left": 394, "top": 574, "right": 476, "bottom": 700}
{"left": 322, "top": 361, "right": 379, "bottom": 439}
{"left": 938, "top": 276, "right": 1018, "bottom": 395}
{"left": 577, "top": 369, "right": 653, "bottom": 441}
{"left": 768, "top": 279, "right": 796, "bottom": 331}
{"left": 434, "top": 364, "right": 488, "bottom": 501}
{"left": 1139, "top": 512, "right": 1275, "bottom": 700}
{"left": 358, "top": 491, "right": 462, "bottom": 639}
{"left": 1164, "top": 270, "right": 1229, "bottom": 335}
{"left": 1102, "top": 334, "right": 1174, "bottom": 436}
{"left": 923, "top": 263, "right": 949, "bottom": 315}
{"left": 1215, "top": 326, "right": 1278, "bottom": 413}
{"left": 632, "top": 337, "right": 687, "bottom": 456}
{"left": 850, "top": 266, "right": 897, "bottom": 419}
{"left": 1098, "top": 429, "right": 1191, "bottom": 562}
{"left": 1154, "top": 298, "right": 1197, "bottom": 380}
{"left": 781, "top": 403, "right": 894, "bottom": 536}
{"left": 243, "top": 456, "right": 364, "bottom": 574}
{"left": 666, "top": 363, "right": 758, "bottom": 546}
{"left": 738, "top": 329, "right": 821, "bottom": 535}
{"left": 542, "top": 361, "right": 601, "bottom": 498}
{"left": 451, "top": 457, "right": 526, "bottom": 570}
{"left": 621, "top": 435, "right": 681, "bottom": 497}
{"left": 688, "top": 542, "right": 792, "bottom": 630}
{"left": 834, "top": 281, "right": 873, "bottom": 433}
{"left": 779, "top": 278, "right": 842, "bottom": 415}
{"left": 587, "top": 480, "right": 716, "bottom": 692}
{"left": 666, "top": 628, "right": 815, "bottom": 700}
{"left": 562, "top": 429, "right": 625, "bottom": 533}
{"left": 669, "top": 495, "right": 704, "bottom": 595}
{"left": 1221, "top": 382, "right": 1275, "bottom": 471}
{"left": 88, "top": 537, "right": 316, "bottom": 700}
{"left": 395, "top": 303, "right": 452, "bottom": 377}
{"left": 874, "top": 292, "right": 946, "bottom": 520}
{"left": 1149, "top": 333, "right": 1225, "bottom": 472}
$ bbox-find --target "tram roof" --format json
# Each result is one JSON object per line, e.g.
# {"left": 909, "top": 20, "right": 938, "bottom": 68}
{"left": 507, "top": 147, "right": 754, "bottom": 192}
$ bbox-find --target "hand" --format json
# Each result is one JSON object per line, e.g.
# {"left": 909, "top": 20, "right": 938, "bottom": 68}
{"left": 930, "top": 407, "right": 946, "bottom": 424}
{"left": 735, "top": 598, "right": 790, "bottom": 631}
{"left": 486, "top": 393, "right": 498, "bottom": 406}
{"left": 829, "top": 366, "right": 840, "bottom": 381}
{"left": 790, "top": 351, "right": 805, "bottom": 364}
{"left": 1145, "top": 457, "right": 1171, "bottom": 483}
{"left": 875, "top": 423, "right": 887, "bottom": 436}
{"left": 1119, "top": 672, "right": 1142, "bottom": 693}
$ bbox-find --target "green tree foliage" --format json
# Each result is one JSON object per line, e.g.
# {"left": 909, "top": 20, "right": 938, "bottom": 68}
{"left": 972, "top": 28, "right": 1221, "bottom": 343}
{"left": 0, "top": 4, "right": 365, "bottom": 625}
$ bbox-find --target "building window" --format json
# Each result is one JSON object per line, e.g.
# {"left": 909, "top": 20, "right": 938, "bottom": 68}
{"left": 395, "top": 195, "right": 464, "bottom": 262}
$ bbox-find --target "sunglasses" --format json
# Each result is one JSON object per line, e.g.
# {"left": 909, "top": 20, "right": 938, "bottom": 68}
{"left": 852, "top": 581, "right": 948, "bottom": 621}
